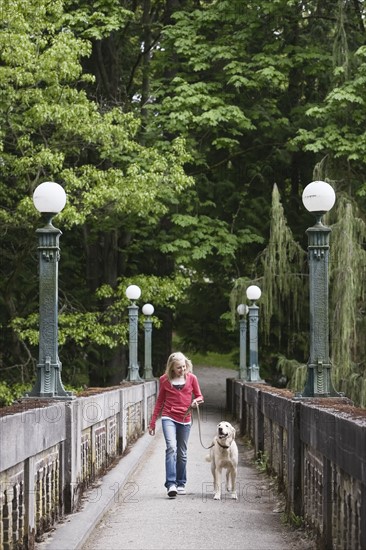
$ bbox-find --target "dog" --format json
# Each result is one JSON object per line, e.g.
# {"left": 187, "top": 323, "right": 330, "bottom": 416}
{"left": 206, "top": 421, "right": 238, "bottom": 500}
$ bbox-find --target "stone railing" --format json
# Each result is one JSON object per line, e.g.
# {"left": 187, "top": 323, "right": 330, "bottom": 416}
{"left": 0, "top": 380, "right": 157, "bottom": 549}
{"left": 227, "top": 379, "right": 366, "bottom": 550}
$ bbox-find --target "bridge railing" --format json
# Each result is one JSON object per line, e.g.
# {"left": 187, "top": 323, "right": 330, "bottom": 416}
{"left": 227, "top": 379, "right": 366, "bottom": 550}
{"left": 0, "top": 381, "right": 157, "bottom": 549}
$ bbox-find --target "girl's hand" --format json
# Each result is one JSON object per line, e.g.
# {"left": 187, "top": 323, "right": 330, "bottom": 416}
{"left": 191, "top": 399, "right": 202, "bottom": 408}
{"left": 148, "top": 427, "right": 155, "bottom": 436}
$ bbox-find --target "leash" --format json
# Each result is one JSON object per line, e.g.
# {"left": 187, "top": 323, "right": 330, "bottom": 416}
{"left": 196, "top": 404, "right": 215, "bottom": 450}
{"left": 184, "top": 403, "right": 214, "bottom": 450}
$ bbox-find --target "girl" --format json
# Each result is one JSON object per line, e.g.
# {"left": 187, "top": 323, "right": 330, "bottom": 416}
{"left": 148, "top": 351, "right": 204, "bottom": 497}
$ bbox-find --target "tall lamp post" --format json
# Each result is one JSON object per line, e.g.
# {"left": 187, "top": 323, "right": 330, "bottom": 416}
{"left": 237, "top": 304, "right": 249, "bottom": 380}
{"left": 246, "top": 285, "right": 264, "bottom": 383}
{"left": 298, "top": 180, "right": 341, "bottom": 398}
{"left": 142, "top": 303, "right": 154, "bottom": 380}
{"left": 26, "top": 181, "right": 72, "bottom": 399}
{"left": 125, "top": 284, "right": 142, "bottom": 382}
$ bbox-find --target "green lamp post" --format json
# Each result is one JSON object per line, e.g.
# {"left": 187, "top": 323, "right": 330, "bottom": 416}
{"left": 142, "top": 303, "right": 154, "bottom": 380}
{"left": 246, "top": 285, "right": 264, "bottom": 383}
{"left": 125, "top": 284, "right": 143, "bottom": 382}
{"left": 298, "top": 180, "right": 341, "bottom": 398}
{"left": 25, "top": 181, "right": 73, "bottom": 399}
{"left": 237, "top": 303, "right": 249, "bottom": 380}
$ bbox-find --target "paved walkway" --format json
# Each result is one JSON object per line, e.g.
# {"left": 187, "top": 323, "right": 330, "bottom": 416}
{"left": 36, "top": 367, "right": 314, "bottom": 550}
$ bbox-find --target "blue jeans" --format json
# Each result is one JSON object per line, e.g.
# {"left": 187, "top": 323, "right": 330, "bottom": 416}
{"left": 162, "top": 418, "right": 191, "bottom": 488}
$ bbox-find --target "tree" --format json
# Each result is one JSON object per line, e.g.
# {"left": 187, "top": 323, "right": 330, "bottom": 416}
{"left": 230, "top": 183, "right": 307, "bottom": 382}
{"left": 143, "top": 0, "right": 337, "bottom": 351}
{"left": 0, "top": 0, "right": 193, "bottom": 385}
{"left": 2, "top": 0, "right": 366, "bottom": 405}
{"left": 329, "top": 195, "right": 366, "bottom": 407}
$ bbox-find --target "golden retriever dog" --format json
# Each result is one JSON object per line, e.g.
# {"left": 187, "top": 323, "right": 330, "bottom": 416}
{"left": 206, "top": 421, "right": 238, "bottom": 500}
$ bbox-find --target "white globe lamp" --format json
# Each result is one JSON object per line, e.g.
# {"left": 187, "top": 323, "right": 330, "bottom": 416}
{"left": 33, "top": 181, "right": 67, "bottom": 214}
{"left": 126, "top": 285, "right": 141, "bottom": 301}
{"left": 302, "top": 180, "right": 335, "bottom": 214}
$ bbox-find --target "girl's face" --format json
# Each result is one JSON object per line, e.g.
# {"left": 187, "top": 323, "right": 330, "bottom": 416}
{"left": 172, "top": 360, "right": 186, "bottom": 378}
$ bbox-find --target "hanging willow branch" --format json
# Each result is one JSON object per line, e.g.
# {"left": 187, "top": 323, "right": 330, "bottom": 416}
{"left": 230, "top": 184, "right": 306, "bottom": 351}
{"left": 332, "top": 0, "right": 350, "bottom": 79}
{"left": 229, "top": 184, "right": 366, "bottom": 408}
{"left": 329, "top": 194, "right": 366, "bottom": 406}
{"left": 229, "top": 276, "right": 260, "bottom": 327}
{"left": 259, "top": 183, "right": 306, "bottom": 346}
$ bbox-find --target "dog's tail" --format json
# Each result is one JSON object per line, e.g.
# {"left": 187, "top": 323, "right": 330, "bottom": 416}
{"left": 205, "top": 454, "right": 211, "bottom": 462}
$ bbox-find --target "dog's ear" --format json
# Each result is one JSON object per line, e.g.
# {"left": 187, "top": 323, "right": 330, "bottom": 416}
{"left": 231, "top": 426, "right": 236, "bottom": 439}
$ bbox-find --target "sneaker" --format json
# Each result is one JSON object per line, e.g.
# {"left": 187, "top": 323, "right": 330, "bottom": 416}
{"left": 167, "top": 485, "right": 177, "bottom": 498}
{"left": 177, "top": 486, "right": 186, "bottom": 495}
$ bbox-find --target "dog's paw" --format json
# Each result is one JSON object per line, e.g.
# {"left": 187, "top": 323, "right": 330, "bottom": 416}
{"left": 213, "top": 493, "right": 221, "bottom": 500}
{"left": 230, "top": 492, "right": 238, "bottom": 500}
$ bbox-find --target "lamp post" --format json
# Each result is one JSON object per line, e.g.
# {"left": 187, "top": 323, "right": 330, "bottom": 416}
{"left": 298, "top": 180, "right": 341, "bottom": 398}
{"left": 246, "top": 285, "right": 264, "bottom": 383}
{"left": 142, "top": 303, "right": 154, "bottom": 380}
{"left": 237, "top": 304, "right": 249, "bottom": 380}
{"left": 26, "top": 181, "right": 72, "bottom": 399}
{"left": 125, "top": 284, "right": 142, "bottom": 382}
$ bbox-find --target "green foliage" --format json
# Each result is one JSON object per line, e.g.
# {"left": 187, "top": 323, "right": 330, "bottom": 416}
{"left": 63, "top": 0, "right": 133, "bottom": 40}
{"left": 255, "top": 451, "right": 269, "bottom": 473}
{"left": 230, "top": 184, "right": 307, "bottom": 363}
{"left": 285, "top": 511, "right": 304, "bottom": 529}
{"left": 11, "top": 273, "right": 189, "bottom": 349}
{"left": 276, "top": 355, "right": 307, "bottom": 393}
{"left": 178, "top": 349, "right": 236, "bottom": 371}
{"left": 0, "top": 0, "right": 195, "bottom": 385}
{"left": 2, "top": 0, "right": 366, "bottom": 406}
{"left": 259, "top": 184, "right": 306, "bottom": 347}
{"left": 0, "top": 382, "right": 32, "bottom": 407}
{"left": 291, "top": 34, "right": 366, "bottom": 191}
{"left": 329, "top": 195, "right": 366, "bottom": 403}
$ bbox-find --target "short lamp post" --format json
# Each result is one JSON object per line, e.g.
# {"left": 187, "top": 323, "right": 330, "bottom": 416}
{"left": 26, "top": 181, "right": 72, "bottom": 399}
{"left": 142, "top": 303, "right": 154, "bottom": 380}
{"left": 237, "top": 304, "right": 249, "bottom": 380}
{"left": 125, "top": 284, "right": 143, "bottom": 382}
{"left": 298, "top": 180, "right": 341, "bottom": 398}
{"left": 246, "top": 285, "right": 264, "bottom": 383}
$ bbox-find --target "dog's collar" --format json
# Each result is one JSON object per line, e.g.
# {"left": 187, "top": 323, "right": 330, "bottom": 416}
{"left": 217, "top": 440, "right": 231, "bottom": 449}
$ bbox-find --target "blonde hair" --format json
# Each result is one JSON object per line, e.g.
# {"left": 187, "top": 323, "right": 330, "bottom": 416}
{"left": 165, "top": 351, "right": 193, "bottom": 381}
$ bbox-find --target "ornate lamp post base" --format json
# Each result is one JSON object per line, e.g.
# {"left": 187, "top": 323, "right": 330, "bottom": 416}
{"left": 125, "top": 367, "right": 143, "bottom": 382}
{"left": 295, "top": 361, "right": 343, "bottom": 399}
{"left": 247, "top": 365, "right": 265, "bottom": 383}
{"left": 24, "top": 358, "right": 73, "bottom": 399}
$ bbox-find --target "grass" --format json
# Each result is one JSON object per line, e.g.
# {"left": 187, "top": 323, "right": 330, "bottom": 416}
{"left": 181, "top": 350, "right": 236, "bottom": 370}
{"left": 172, "top": 333, "right": 237, "bottom": 371}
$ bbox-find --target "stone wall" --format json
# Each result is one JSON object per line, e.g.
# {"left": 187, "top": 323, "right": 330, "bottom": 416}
{"left": 0, "top": 381, "right": 157, "bottom": 549}
{"left": 227, "top": 379, "right": 366, "bottom": 550}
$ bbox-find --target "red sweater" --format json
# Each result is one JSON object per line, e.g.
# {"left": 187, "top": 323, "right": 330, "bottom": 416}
{"left": 149, "top": 372, "right": 204, "bottom": 429}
